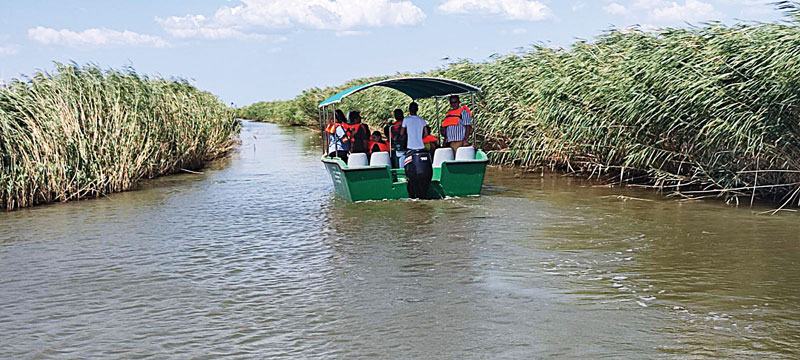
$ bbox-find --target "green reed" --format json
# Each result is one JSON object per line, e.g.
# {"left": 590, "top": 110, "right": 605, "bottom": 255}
{"left": 0, "top": 63, "right": 240, "bottom": 210}
{"left": 237, "top": 2, "right": 800, "bottom": 206}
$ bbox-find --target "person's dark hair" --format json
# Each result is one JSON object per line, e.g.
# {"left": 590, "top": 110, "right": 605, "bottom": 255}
{"left": 449, "top": 95, "right": 460, "bottom": 103}
{"left": 409, "top": 102, "right": 418, "bottom": 114}
{"left": 393, "top": 109, "right": 404, "bottom": 122}
{"left": 334, "top": 109, "right": 346, "bottom": 123}
{"left": 372, "top": 131, "right": 382, "bottom": 138}
{"left": 347, "top": 111, "right": 361, "bottom": 124}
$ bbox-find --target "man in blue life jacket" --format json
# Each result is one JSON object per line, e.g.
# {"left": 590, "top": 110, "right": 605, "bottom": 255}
{"left": 400, "top": 102, "right": 433, "bottom": 199}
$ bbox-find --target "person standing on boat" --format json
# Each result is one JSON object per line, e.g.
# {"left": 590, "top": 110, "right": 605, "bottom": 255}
{"left": 400, "top": 102, "right": 433, "bottom": 199}
{"left": 441, "top": 95, "right": 473, "bottom": 152}
{"left": 384, "top": 109, "right": 407, "bottom": 168}
{"left": 326, "top": 109, "right": 350, "bottom": 162}
{"left": 385, "top": 109, "right": 407, "bottom": 148}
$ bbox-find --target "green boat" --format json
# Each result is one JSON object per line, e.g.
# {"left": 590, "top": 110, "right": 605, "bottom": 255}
{"left": 317, "top": 77, "right": 488, "bottom": 202}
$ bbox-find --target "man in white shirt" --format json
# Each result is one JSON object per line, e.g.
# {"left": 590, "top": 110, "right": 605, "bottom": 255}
{"left": 400, "top": 102, "right": 433, "bottom": 199}
{"left": 400, "top": 102, "right": 428, "bottom": 150}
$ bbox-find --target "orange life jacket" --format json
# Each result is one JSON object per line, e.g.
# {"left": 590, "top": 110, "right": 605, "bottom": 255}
{"left": 387, "top": 121, "right": 403, "bottom": 140}
{"left": 442, "top": 105, "right": 472, "bottom": 128}
{"left": 422, "top": 135, "right": 439, "bottom": 144}
{"left": 325, "top": 122, "right": 339, "bottom": 134}
{"left": 390, "top": 120, "right": 402, "bottom": 132}
{"left": 368, "top": 140, "right": 390, "bottom": 152}
{"left": 340, "top": 123, "right": 356, "bottom": 136}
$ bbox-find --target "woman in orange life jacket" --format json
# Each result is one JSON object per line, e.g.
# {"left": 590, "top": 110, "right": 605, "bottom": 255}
{"left": 326, "top": 109, "right": 350, "bottom": 162}
{"left": 368, "top": 131, "right": 390, "bottom": 154}
{"left": 346, "top": 111, "right": 370, "bottom": 154}
{"left": 440, "top": 95, "right": 473, "bottom": 152}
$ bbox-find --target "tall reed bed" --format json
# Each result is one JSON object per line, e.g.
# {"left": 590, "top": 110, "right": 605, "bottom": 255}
{"left": 0, "top": 63, "right": 240, "bottom": 210}
{"left": 238, "top": 3, "right": 800, "bottom": 207}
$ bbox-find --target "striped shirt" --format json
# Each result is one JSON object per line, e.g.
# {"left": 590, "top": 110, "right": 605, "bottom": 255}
{"left": 445, "top": 107, "right": 472, "bottom": 142}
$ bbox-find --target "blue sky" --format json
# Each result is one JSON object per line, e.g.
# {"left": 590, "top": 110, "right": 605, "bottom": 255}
{"left": 0, "top": 1, "right": 785, "bottom": 106}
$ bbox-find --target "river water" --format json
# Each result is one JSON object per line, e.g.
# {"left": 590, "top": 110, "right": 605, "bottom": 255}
{"left": 1, "top": 121, "right": 798, "bottom": 359}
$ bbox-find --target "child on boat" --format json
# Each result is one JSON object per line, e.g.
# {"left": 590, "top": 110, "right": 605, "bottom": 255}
{"left": 368, "top": 131, "right": 390, "bottom": 154}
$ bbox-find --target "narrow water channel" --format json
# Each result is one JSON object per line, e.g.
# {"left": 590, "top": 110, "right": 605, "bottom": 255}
{"left": 1, "top": 121, "right": 798, "bottom": 358}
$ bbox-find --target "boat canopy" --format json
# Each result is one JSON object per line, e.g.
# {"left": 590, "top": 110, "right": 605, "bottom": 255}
{"left": 318, "top": 77, "right": 481, "bottom": 108}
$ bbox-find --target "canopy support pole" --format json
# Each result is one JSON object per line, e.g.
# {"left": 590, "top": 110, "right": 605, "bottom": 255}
{"left": 322, "top": 107, "right": 329, "bottom": 155}
{"left": 435, "top": 97, "right": 441, "bottom": 140}
{"left": 471, "top": 93, "right": 477, "bottom": 148}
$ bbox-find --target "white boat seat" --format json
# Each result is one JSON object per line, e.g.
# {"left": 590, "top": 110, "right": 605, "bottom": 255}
{"left": 347, "top": 153, "right": 369, "bottom": 167}
{"left": 455, "top": 146, "right": 476, "bottom": 161}
{"left": 370, "top": 152, "right": 391, "bottom": 166}
{"left": 433, "top": 148, "right": 454, "bottom": 167}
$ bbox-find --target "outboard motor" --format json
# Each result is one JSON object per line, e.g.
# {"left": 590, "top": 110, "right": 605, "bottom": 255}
{"left": 404, "top": 149, "right": 433, "bottom": 199}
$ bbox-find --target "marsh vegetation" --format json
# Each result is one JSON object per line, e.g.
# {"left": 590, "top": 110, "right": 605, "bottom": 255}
{"left": 0, "top": 63, "right": 240, "bottom": 210}
{"left": 238, "top": 3, "right": 800, "bottom": 207}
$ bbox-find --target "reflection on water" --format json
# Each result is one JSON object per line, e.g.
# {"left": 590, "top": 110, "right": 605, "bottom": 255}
{"left": 0, "top": 122, "right": 798, "bottom": 358}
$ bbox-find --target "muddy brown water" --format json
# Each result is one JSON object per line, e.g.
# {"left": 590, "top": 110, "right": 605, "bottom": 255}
{"left": 1, "top": 121, "right": 798, "bottom": 359}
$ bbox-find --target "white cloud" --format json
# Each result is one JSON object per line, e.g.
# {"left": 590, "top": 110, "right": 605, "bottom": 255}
{"left": 157, "top": 0, "right": 425, "bottom": 40}
{"left": 0, "top": 44, "right": 20, "bottom": 56}
{"left": 335, "top": 30, "right": 368, "bottom": 37}
{"left": 154, "top": 14, "right": 269, "bottom": 40}
{"left": 28, "top": 26, "right": 169, "bottom": 48}
{"left": 716, "top": 0, "right": 774, "bottom": 19}
{"left": 604, "top": 3, "right": 629, "bottom": 15}
{"left": 632, "top": 0, "right": 719, "bottom": 23}
{"left": 438, "top": 0, "right": 550, "bottom": 21}
{"left": 648, "top": 0, "right": 717, "bottom": 22}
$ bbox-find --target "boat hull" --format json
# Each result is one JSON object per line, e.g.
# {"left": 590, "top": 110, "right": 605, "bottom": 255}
{"left": 322, "top": 150, "right": 488, "bottom": 202}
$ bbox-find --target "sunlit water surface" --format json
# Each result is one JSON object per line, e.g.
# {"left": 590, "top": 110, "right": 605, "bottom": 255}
{"left": 1, "top": 122, "right": 798, "bottom": 359}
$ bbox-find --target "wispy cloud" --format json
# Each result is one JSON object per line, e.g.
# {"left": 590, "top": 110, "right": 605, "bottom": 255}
{"left": 599, "top": 0, "right": 722, "bottom": 24}
{"left": 0, "top": 44, "right": 20, "bottom": 56}
{"left": 438, "top": 0, "right": 550, "bottom": 21}
{"left": 157, "top": 0, "right": 425, "bottom": 40}
{"left": 631, "top": 0, "right": 720, "bottom": 23}
{"left": 28, "top": 26, "right": 169, "bottom": 48}
{"left": 642, "top": 0, "right": 718, "bottom": 23}
{"left": 603, "top": 3, "right": 629, "bottom": 16}
{"left": 335, "top": 30, "right": 368, "bottom": 37}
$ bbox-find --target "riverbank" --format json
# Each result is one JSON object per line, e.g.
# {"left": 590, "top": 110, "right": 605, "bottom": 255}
{"left": 0, "top": 63, "right": 240, "bottom": 210}
{"left": 237, "top": 5, "right": 800, "bottom": 207}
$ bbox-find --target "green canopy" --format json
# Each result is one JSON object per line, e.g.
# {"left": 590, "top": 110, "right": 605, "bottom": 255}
{"left": 318, "top": 77, "right": 481, "bottom": 108}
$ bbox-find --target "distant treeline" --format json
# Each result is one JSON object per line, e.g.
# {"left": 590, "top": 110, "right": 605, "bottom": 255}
{"left": 238, "top": 3, "right": 800, "bottom": 207}
{"left": 0, "top": 63, "right": 240, "bottom": 210}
